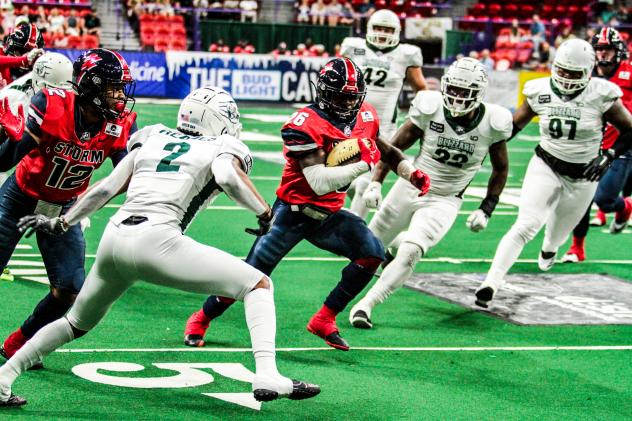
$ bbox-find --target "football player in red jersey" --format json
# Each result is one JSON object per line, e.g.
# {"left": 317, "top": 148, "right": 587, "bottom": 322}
{"left": 562, "top": 27, "right": 632, "bottom": 263}
{"left": 183, "top": 57, "right": 431, "bottom": 351}
{"left": 0, "top": 24, "right": 45, "bottom": 86}
{"left": 0, "top": 48, "right": 137, "bottom": 367}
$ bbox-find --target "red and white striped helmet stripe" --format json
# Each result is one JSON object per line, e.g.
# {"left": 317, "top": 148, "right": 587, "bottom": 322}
{"left": 110, "top": 49, "right": 133, "bottom": 82}
{"left": 26, "top": 24, "right": 38, "bottom": 48}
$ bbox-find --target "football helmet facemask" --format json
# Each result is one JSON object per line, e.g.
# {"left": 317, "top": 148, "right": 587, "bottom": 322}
{"left": 366, "top": 9, "right": 401, "bottom": 50}
{"left": 73, "top": 48, "right": 136, "bottom": 120}
{"left": 177, "top": 86, "right": 242, "bottom": 138}
{"left": 551, "top": 39, "right": 594, "bottom": 95}
{"left": 441, "top": 57, "right": 488, "bottom": 118}
{"left": 316, "top": 57, "right": 367, "bottom": 123}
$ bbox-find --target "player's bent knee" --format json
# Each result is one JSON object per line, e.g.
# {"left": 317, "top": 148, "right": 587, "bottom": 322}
{"left": 354, "top": 256, "right": 383, "bottom": 273}
{"left": 252, "top": 275, "right": 272, "bottom": 291}
{"left": 51, "top": 286, "right": 78, "bottom": 306}
{"left": 68, "top": 318, "right": 89, "bottom": 339}
{"left": 511, "top": 215, "right": 541, "bottom": 242}
{"left": 398, "top": 242, "right": 424, "bottom": 269}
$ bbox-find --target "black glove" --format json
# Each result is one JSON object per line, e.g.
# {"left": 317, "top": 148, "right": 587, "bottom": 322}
{"left": 17, "top": 215, "right": 68, "bottom": 238}
{"left": 583, "top": 149, "right": 615, "bottom": 182}
{"left": 245, "top": 207, "right": 274, "bottom": 236}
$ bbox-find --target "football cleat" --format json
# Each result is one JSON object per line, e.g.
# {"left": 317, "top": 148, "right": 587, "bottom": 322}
{"left": 561, "top": 244, "right": 585, "bottom": 263}
{"left": 253, "top": 377, "right": 321, "bottom": 402}
{"left": 610, "top": 197, "right": 632, "bottom": 234}
{"left": 306, "top": 313, "right": 349, "bottom": 351}
{"left": 349, "top": 302, "right": 373, "bottom": 329}
{"left": 0, "top": 268, "right": 14, "bottom": 282}
{"left": 474, "top": 278, "right": 504, "bottom": 308}
{"left": 538, "top": 251, "right": 556, "bottom": 271}
{"left": 183, "top": 310, "right": 211, "bottom": 348}
{"left": 0, "top": 393, "right": 27, "bottom": 407}
{"left": 589, "top": 209, "right": 607, "bottom": 226}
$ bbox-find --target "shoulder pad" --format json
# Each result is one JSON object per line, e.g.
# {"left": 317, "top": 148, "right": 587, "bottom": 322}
{"left": 522, "top": 77, "right": 549, "bottom": 98}
{"left": 400, "top": 43, "right": 423, "bottom": 67}
{"left": 486, "top": 104, "right": 513, "bottom": 138}
{"left": 413, "top": 90, "right": 442, "bottom": 115}
{"left": 127, "top": 124, "right": 159, "bottom": 152}
{"left": 340, "top": 37, "right": 365, "bottom": 55}
{"left": 218, "top": 134, "right": 253, "bottom": 174}
{"left": 593, "top": 77, "right": 623, "bottom": 101}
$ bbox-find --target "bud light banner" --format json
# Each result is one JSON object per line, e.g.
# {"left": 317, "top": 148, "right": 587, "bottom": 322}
{"left": 52, "top": 49, "right": 167, "bottom": 97}
{"left": 165, "top": 52, "right": 329, "bottom": 102}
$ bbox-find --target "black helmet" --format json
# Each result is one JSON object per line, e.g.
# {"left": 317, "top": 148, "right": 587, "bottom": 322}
{"left": 5, "top": 24, "right": 44, "bottom": 56}
{"left": 315, "top": 57, "right": 366, "bottom": 123}
{"left": 73, "top": 48, "right": 136, "bottom": 120}
{"left": 591, "top": 27, "right": 629, "bottom": 67}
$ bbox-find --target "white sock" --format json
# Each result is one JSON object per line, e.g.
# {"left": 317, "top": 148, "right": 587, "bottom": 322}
{"left": 0, "top": 318, "right": 74, "bottom": 391}
{"left": 243, "top": 287, "right": 280, "bottom": 379}
{"left": 362, "top": 243, "right": 422, "bottom": 309}
{"left": 486, "top": 228, "right": 526, "bottom": 284}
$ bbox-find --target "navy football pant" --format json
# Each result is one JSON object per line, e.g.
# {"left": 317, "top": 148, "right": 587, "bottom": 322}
{"left": 0, "top": 174, "right": 86, "bottom": 338}
{"left": 201, "top": 198, "right": 385, "bottom": 319}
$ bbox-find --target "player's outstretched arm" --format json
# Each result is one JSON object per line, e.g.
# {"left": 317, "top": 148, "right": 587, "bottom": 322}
{"left": 467, "top": 141, "right": 509, "bottom": 232}
{"left": 509, "top": 101, "right": 537, "bottom": 141}
{"left": 17, "top": 149, "right": 137, "bottom": 237}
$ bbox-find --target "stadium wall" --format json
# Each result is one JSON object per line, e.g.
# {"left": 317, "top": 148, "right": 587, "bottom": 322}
{"left": 53, "top": 50, "right": 545, "bottom": 108}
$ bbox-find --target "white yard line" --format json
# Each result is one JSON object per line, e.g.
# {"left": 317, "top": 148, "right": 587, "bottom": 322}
{"left": 54, "top": 345, "right": 632, "bottom": 353}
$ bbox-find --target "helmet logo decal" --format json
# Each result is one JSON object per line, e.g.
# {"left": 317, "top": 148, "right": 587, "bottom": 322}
{"left": 218, "top": 101, "right": 240, "bottom": 123}
{"left": 80, "top": 53, "right": 103, "bottom": 83}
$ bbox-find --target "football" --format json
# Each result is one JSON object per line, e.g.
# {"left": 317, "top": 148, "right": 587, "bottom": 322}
{"left": 325, "top": 138, "right": 372, "bottom": 167}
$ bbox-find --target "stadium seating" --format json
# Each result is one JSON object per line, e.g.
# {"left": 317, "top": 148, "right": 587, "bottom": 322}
{"left": 138, "top": 13, "right": 187, "bottom": 51}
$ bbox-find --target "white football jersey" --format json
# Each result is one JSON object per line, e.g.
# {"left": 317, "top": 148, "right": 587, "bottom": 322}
{"left": 116, "top": 124, "right": 253, "bottom": 231}
{"left": 341, "top": 37, "right": 422, "bottom": 138}
{"left": 408, "top": 90, "right": 512, "bottom": 196}
{"left": 524, "top": 77, "right": 622, "bottom": 163}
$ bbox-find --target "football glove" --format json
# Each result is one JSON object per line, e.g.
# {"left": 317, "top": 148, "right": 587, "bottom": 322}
{"left": 25, "top": 48, "right": 44, "bottom": 66}
{"left": 245, "top": 207, "right": 274, "bottom": 236}
{"left": 363, "top": 181, "right": 382, "bottom": 209}
{"left": 466, "top": 209, "right": 489, "bottom": 232}
{"left": 17, "top": 215, "right": 69, "bottom": 238}
{"left": 357, "top": 138, "right": 381, "bottom": 170}
{"left": 410, "top": 169, "right": 431, "bottom": 196}
{"left": 583, "top": 149, "right": 615, "bottom": 182}
{"left": 0, "top": 97, "right": 24, "bottom": 142}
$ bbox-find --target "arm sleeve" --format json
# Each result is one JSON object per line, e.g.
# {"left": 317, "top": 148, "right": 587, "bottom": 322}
{"left": 0, "top": 131, "right": 37, "bottom": 171}
{"left": 25, "top": 90, "right": 47, "bottom": 140}
{"left": 0, "top": 54, "right": 28, "bottom": 70}
{"left": 64, "top": 149, "right": 138, "bottom": 226}
{"left": 302, "top": 162, "right": 369, "bottom": 196}
{"left": 212, "top": 153, "right": 267, "bottom": 215}
{"left": 217, "top": 135, "right": 253, "bottom": 174}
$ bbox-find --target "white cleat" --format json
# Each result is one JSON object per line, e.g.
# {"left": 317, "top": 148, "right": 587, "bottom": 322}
{"left": 349, "top": 301, "right": 373, "bottom": 329}
{"left": 538, "top": 251, "right": 556, "bottom": 271}
{"left": 609, "top": 219, "right": 629, "bottom": 234}
{"left": 560, "top": 252, "right": 580, "bottom": 263}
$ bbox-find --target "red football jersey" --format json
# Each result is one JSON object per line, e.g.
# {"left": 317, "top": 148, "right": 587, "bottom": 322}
{"left": 16, "top": 88, "right": 136, "bottom": 202}
{"left": 602, "top": 59, "right": 632, "bottom": 149}
{"left": 276, "top": 103, "right": 380, "bottom": 213}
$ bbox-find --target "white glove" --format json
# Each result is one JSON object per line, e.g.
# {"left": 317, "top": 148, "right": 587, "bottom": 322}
{"left": 80, "top": 217, "right": 91, "bottom": 232}
{"left": 466, "top": 209, "right": 489, "bottom": 232}
{"left": 363, "top": 181, "right": 382, "bottom": 209}
{"left": 25, "top": 48, "right": 44, "bottom": 66}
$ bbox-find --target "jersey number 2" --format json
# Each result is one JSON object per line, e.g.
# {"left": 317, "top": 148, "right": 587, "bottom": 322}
{"left": 157, "top": 142, "right": 191, "bottom": 172}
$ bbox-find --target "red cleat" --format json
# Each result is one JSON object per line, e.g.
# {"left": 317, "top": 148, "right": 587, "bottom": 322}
{"left": 183, "top": 310, "right": 211, "bottom": 347}
{"left": 589, "top": 209, "right": 607, "bottom": 227}
{"left": 561, "top": 244, "right": 585, "bottom": 263}
{"left": 0, "top": 328, "right": 43, "bottom": 370}
{"left": 306, "top": 306, "right": 349, "bottom": 351}
{"left": 611, "top": 197, "right": 632, "bottom": 234}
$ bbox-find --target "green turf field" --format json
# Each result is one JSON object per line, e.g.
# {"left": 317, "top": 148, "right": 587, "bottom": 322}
{"left": 2, "top": 103, "right": 632, "bottom": 420}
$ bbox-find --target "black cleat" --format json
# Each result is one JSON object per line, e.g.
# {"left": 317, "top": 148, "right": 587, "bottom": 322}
{"left": 474, "top": 287, "right": 493, "bottom": 308}
{"left": 350, "top": 310, "right": 373, "bottom": 329}
{"left": 322, "top": 332, "right": 349, "bottom": 351}
{"left": 254, "top": 380, "right": 321, "bottom": 402}
{"left": 183, "top": 334, "right": 205, "bottom": 348}
{"left": 0, "top": 347, "right": 44, "bottom": 370}
{"left": 0, "top": 393, "right": 27, "bottom": 407}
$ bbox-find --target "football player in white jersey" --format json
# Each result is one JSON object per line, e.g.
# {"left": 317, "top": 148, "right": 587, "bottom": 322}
{"left": 0, "top": 87, "right": 320, "bottom": 407}
{"left": 475, "top": 39, "right": 632, "bottom": 308}
{"left": 341, "top": 9, "right": 427, "bottom": 218}
{"left": 348, "top": 57, "right": 511, "bottom": 328}
{"left": 0, "top": 52, "right": 73, "bottom": 283}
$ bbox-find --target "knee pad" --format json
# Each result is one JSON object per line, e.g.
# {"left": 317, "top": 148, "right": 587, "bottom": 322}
{"left": 397, "top": 242, "right": 423, "bottom": 269}
{"left": 51, "top": 287, "right": 78, "bottom": 306}
{"left": 354, "top": 256, "right": 383, "bottom": 273}
{"left": 511, "top": 214, "right": 541, "bottom": 243}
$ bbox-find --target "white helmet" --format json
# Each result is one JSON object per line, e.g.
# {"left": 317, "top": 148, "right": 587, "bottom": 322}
{"left": 551, "top": 38, "right": 595, "bottom": 95}
{"left": 177, "top": 86, "right": 242, "bottom": 138}
{"left": 366, "top": 9, "right": 401, "bottom": 50}
{"left": 32, "top": 52, "right": 73, "bottom": 91}
{"left": 440, "top": 57, "right": 488, "bottom": 117}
